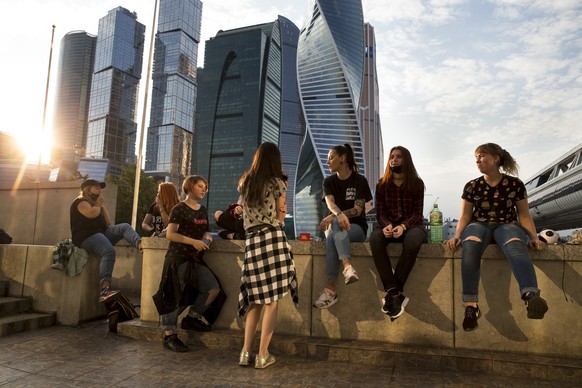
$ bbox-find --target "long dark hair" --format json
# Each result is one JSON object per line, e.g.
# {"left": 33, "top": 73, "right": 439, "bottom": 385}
{"left": 331, "top": 143, "right": 359, "bottom": 172}
{"left": 475, "top": 143, "right": 519, "bottom": 176}
{"left": 379, "top": 146, "right": 425, "bottom": 193}
{"left": 239, "top": 142, "right": 287, "bottom": 207}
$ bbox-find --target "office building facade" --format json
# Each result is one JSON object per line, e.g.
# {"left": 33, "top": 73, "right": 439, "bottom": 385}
{"left": 360, "top": 23, "right": 383, "bottom": 190}
{"left": 51, "top": 31, "right": 97, "bottom": 168}
{"left": 145, "top": 0, "right": 203, "bottom": 186}
{"left": 295, "top": 0, "right": 365, "bottom": 236}
{"left": 85, "top": 7, "right": 145, "bottom": 177}
{"left": 194, "top": 16, "right": 303, "bottom": 234}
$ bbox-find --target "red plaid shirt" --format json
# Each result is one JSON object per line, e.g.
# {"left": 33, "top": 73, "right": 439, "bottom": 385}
{"left": 375, "top": 180, "right": 424, "bottom": 229}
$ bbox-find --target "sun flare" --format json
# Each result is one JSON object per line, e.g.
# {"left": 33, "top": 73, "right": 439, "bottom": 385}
{"left": 17, "top": 130, "right": 52, "bottom": 164}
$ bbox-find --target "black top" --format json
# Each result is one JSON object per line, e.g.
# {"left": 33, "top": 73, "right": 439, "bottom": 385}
{"left": 323, "top": 172, "right": 373, "bottom": 234}
{"left": 70, "top": 197, "right": 107, "bottom": 247}
{"left": 462, "top": 174, "right": 527, "bottom": 224}
{"left": 166, "top": 202, "right": 209, "bottom": 265}
{"left": 147, "top": 202, "right": 164, "bottom": 235}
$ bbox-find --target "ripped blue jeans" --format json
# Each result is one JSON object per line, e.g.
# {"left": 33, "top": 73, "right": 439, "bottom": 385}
{"left": 461, "top": 222, "right": 539, "bottom": 303}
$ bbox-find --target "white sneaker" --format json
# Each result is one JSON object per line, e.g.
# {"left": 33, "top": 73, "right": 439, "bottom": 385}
{"left": 313, "top": 288, "right": 338, "bottom": 309}
{"left": 342, "top": 265, "right": 359, "bottom": 285}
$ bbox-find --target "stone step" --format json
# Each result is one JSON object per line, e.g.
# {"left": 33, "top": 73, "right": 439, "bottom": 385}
{"left": 0, "top": 296, "right": 32, "bottom": 317}
{"left": 0, "top": 312, "right": 56, "bottom": 337}
{"left": 118, "top": 319, "right": 582, "bottom": 384}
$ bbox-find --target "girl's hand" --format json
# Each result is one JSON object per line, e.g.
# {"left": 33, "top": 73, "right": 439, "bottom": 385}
{"left": 445, "top": 237, "right": 460, "bottom": 250}
{"left": 337, "top": 213, "right": 350, "bottom": 231}
{"left": 320, "top": 214, "right": 334, "bottom": 231}
{"left": 529, "top": 237, "right": 544, "bottom": 251}
{"left": 383, "top": 224, "right": 394, "bottom": 238}
{"left": 192, "top": 239, "right": 210, "bottom": 251}
{"left": 392, "top": 225, "right": 405, "bottom": 238}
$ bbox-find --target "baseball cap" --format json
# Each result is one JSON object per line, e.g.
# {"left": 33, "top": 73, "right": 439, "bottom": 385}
{"left": 81, "top": 179, "right": 106, "bottom": 190}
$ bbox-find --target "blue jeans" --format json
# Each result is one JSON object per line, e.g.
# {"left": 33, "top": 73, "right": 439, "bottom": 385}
{"left": 461, "top": 222, "right": 539, "bottom": 303}
{"left": 80, "top": 223, "right": 141, "bottom": 285}
{"left": 325, "top": 218, "right": 366, "bottom": 279}
{"left": 161, "top": 262, "right": 219, "bottom": 330}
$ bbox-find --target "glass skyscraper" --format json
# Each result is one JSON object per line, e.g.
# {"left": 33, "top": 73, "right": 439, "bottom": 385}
{"left": 85, "top": 7, "right": 145, "bottom": 177}
{"left": 295, "top": 0, "right": 366, "bottom": 236}
{"left": 194, "top": 16, "right": 303, "bottom": 234}
{"left": 361, "top": 23, "right": 384, "bottom": 191}
{"left": 145, "top": 0, "right": 203, "bottom": 186}
{"left": 51, "top": 31, "right": 97, "bottom": 167}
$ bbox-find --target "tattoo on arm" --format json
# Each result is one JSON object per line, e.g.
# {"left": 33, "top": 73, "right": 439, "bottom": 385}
{"left": 342, "top": 199, "right": 365, "bottom": 218}
{"left": 329, "top": 204, "right": 342, "bottom": 217}
{"left": 343, "top": 208, "right": 358, "bottom": 217}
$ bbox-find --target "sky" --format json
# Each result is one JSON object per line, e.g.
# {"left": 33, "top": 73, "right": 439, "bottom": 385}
{"left": 1, "top": 0, "right": 582, "bottom": 220}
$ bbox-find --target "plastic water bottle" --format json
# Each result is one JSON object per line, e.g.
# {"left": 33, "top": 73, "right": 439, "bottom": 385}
{"left": 429, "top": 204, "right": 443, "bottom": 243}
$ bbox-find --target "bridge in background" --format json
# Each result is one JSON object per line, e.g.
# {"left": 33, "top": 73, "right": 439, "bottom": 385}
{"left": 525, "top": 143, "right": 582, "bottom": 231}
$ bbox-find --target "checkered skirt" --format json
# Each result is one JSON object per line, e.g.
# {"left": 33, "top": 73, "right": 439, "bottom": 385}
{"left": 238, "top": 224, "right": 299, "bottom": 318}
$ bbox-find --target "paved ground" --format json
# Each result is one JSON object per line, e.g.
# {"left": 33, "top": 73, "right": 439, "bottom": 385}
{"left": 0, "top": 320, "right": 574, "bottom": 387}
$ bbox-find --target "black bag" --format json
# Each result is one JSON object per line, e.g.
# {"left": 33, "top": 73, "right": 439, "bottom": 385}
{"left": 152, "top": 288, "right": 176, "bottom": 315}
{"left": 102, "top": 292, "right": 139, "bottom": 333}
{"left": 0, "top": 229, "right": 12, "bottom": 244}
{"left": 152, "top": 262, "right": 179, "bottom": 316}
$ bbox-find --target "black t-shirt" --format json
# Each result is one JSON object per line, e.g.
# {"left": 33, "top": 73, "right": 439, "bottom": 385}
{"left": 70, "top": 197, "right": 108, "bottom": 247}
{"left": 147, "top": 203, "right": 164, "bottom": 234}
{"left": 323, "top": 172, "right": 373, "bottom": 233}
{"left": 462, "top": 174, "right": 527, "bottom": 223}
{"left": 166, "top": 202, "right": 209, "bottom": 263}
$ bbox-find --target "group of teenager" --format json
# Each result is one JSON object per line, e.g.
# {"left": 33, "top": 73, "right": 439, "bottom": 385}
{"left": 69, "top": 141, "right": 548, "bottom": 370}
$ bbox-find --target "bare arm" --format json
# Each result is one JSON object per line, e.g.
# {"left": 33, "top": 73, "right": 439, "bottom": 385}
{"left": 516, "top": 199, "right": 543, "bottom": 251}
{"left": 77, "top": 196, "right": 111, "bottom": 225}
{"left": 165, "top": 223, "right": 209, "bottom": 251}
{"left": 141, "top": 213, "right": 154, "bottom": 233}
{"left": 444, "top": 199, "right": 473, "bottom": 250}
{"left": 276, "top": 194, "right": 286, "bottom": 223}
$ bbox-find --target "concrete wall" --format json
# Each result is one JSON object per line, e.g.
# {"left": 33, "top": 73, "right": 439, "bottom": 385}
{"left": 140, "top": 239, "right": 582, "bottom": 359}
{"left": 1, "top": 239, "right": 581, "bottom": 358}
{"left": 0, "top": 242, "right": 141, "bottom": 325}
{"left": 0, "top": 181, "right": 117, "bottom": 245}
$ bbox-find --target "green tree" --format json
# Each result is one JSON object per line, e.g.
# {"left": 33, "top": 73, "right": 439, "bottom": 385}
{"left": 108, "top": 164, "right": 159, "bottom": 236}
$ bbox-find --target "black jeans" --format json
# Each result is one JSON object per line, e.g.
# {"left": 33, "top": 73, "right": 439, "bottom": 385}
{"left": 370, "top": 227, "right": 426, "bottom": 293}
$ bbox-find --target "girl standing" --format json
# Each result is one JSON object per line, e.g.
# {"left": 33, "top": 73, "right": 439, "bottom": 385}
{"left": 158, "top": 175, "right": 224, "bottom": 352}
{"left": 238, "top": 142, "right": 298, "bottom": 369}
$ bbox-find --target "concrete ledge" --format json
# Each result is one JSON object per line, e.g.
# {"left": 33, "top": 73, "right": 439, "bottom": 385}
{"left": 0, "top": 243, "right": 141, "bottom": 325}
{"left": 117, "top": 319, "right": 582, "bottom": 384}
{"left": 2, "top": 239, "right": 582, "bottom": 360}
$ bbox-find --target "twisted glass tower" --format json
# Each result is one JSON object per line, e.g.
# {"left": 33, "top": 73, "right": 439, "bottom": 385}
{"left": 295, "top": 0, "right": 365, "bottom": 236}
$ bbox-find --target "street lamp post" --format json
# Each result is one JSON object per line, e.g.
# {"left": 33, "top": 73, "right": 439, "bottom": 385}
{"left": 36, "top": 24, "right": 56, "bottom": 183}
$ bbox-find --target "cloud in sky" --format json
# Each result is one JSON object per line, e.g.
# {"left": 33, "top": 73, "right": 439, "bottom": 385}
{"left": 1, "top": 0, "right": 581, "bottom": 220}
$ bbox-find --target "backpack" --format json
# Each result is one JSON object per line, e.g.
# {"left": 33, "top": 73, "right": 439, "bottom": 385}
{"left": 101, "top": 292, "right": 139, "bottom": 333}
{"left": 0, "top": 229, "right": 12, "bottom": 244}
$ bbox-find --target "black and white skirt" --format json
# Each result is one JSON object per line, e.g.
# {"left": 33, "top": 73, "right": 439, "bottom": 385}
{"left": 238, "top": 224, "right": 299, "bottom": 318}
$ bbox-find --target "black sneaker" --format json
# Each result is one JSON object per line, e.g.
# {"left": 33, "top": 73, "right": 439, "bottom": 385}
{"left": 181, "top": 315, "right": 211, "bottom": 332}
{"left": 522, "top": 291, "right": 548, "bottom": 319}
{"left": 463, "top": 306, "right": 481, "bottom": 331}
{"left": 381, "top": 290, "right": 409, "bottom": 320}
{"left": 163, "top": 334, "right": 189, "bottom": 352}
